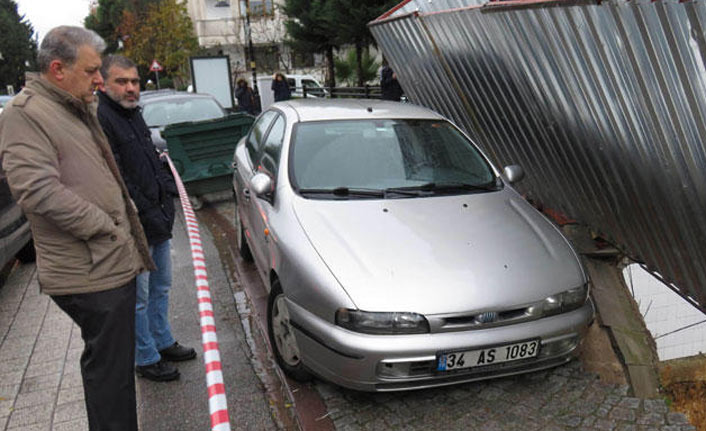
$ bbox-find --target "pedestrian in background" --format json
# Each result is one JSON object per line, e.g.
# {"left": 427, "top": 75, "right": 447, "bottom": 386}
{"left": 272, "top": 72, "right": 291, "bottom": 102}
{"left": 235, "top": 78, "right": 258, "bottom": 115}
{"left": 381, "top": 60, "right": 404, "bottom": 102}
{"left": 0, "top": 26, "right": 153, "bottom": 431}
{"left": 97, "top": 55, "right": 197, "bottom": 382}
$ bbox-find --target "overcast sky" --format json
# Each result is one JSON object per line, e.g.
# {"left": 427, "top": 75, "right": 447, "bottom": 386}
{"left": 16, "top": 0, "right": 93, "bottom": 44}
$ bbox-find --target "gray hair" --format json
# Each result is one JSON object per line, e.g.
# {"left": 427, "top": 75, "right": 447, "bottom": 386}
{"left": 37, "top": 26, "right": 106, "bottom": 73}
{"left": 101, "top": 55, "right": 137, "bottom": 79}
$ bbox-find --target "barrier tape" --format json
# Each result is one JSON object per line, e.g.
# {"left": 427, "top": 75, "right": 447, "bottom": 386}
{"left": 164, "top": 154, "right": 231, "bottom": 431}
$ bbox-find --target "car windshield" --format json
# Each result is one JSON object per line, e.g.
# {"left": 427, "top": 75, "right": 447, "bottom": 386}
{"left": 142, "top": 97, "right": 225, "bottom": 127}
{"left": 291, "top": 119, "right": 498, "bottom": 198}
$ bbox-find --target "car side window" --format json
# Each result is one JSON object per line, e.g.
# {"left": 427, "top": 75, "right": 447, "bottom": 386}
{"left": 246, "top": 111, "right": 277, "bottom": 163}
{"left": 259, "top": 115, "right": 286, "bottom": 178}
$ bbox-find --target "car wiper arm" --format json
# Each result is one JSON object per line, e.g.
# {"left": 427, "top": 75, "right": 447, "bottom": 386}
{"left": 298, "top": 187, "right": 385, "bottom": 198}
{"left": 386, "top": 181, "right": 498, "bottom": 195}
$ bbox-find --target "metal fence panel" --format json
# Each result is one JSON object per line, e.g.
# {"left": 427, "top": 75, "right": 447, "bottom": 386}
{"left": 370, "top": 0, "right": 706, "bottom": 313}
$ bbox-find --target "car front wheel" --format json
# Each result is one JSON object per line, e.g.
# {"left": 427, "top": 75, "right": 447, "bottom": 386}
{"left": 233, "top": 191, "right": 253, "bottom": 262}
{"left": 267, "top": 279, "right": 312, "bottom": 382}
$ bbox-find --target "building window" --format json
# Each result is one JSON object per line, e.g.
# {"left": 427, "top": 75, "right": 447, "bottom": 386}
{"left": 252, "top": 44, "right": 280, "bottom": 73}
{"left": 206, "top": 0, "right": 232, "bottom": 19}
{"left": 249, "top": 0, "right": 273, "bottom": 17}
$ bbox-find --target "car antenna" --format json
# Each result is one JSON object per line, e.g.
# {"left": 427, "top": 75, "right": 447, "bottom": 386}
{"left": 367, "top": 107, "right": 373, "bottom": 112}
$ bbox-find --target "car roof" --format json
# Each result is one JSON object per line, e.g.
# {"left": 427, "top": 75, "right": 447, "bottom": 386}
{"left": 278, "top": 99, "right": 445, "bottom": 122}
{"left": 139, "top": 91, "right": 219, "bottom": 104}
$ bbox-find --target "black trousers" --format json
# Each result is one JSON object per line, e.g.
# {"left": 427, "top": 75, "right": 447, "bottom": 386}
{"left": 52, "top": 279, "right": 138, "bottom": 431}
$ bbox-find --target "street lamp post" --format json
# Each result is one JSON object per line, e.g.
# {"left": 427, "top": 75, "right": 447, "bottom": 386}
{"left": 240, "top": 0, "right": 259, "bottom": 107}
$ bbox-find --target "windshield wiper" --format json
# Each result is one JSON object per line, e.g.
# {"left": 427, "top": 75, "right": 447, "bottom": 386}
{"left": 298, "top": 187, "right": 385, "bottom": 198}
{"left": 385, "top": 181, "right": 499, "bottom": 195}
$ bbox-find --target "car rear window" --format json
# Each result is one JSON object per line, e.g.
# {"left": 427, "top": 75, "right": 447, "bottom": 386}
{"left": 142, "top": 97, "right": 225, "bottom": 127}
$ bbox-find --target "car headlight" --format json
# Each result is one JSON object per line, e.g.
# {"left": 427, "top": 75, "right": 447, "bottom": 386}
{"left": 542, "top": 284, "right": 589, "bottom": 317}
{"left": 335, "top": 309, "right": 430, "bottom": 334}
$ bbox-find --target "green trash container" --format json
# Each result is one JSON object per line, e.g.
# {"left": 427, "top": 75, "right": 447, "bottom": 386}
{"left": 162, "top": 113, "right": 254, "bottom": 197}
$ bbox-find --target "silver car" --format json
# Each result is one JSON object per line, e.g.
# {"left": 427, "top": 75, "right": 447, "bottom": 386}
{"left": 232, "top": 99, "right": 594, "bottom": 392}
{"left": 139, "top": 91, "right": 227, "bottom": 151}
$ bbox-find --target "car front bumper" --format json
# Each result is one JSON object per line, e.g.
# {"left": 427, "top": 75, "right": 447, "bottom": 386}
{"left": 287, "top": 299, "right": 594, "bottom": 392}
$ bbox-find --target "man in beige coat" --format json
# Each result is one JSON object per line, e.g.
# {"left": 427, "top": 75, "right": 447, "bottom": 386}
{"left": 0, "top": 26, "right": 153, "bottom": 431}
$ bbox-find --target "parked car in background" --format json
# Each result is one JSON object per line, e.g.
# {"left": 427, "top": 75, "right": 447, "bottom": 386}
{"left": 0, "top": 95, "right": 13, "bottom": 115}
{"left": 285, "top": 74, "right": 327, "bottom": 98}
{"left": 249, "top": 74, "right": 327, "bottom": 113}
{"left": 0, "top": 165, "right": 34, "bottom": 269}
{"left": 231, "top": 99, "right": 594, "bottom": 392}
{"left": 139, "top": 90, "right": 227, "bottom": 151}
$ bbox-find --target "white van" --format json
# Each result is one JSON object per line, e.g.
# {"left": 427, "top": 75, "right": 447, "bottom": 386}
{"left": 285, "top": 74, "right": 327, "bottom": 98}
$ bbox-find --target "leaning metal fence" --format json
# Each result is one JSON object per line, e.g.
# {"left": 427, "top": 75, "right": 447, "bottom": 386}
{"left": 370, "top": 0, "right": 706, "bottom": 314}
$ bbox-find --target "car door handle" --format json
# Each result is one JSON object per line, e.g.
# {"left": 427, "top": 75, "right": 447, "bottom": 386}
{"left": 243, "top": 188, "right": 251, "bottom": 200}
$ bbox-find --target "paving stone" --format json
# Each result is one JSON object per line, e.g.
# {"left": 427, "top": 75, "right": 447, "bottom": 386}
{"left": 56, "top": 388, "right": 84, "bottom": 406}
{"left": 0, "top": 357, "right": 28, "bottom": 375}
{"left": 610, "top": 406, "right": 637, "bottom": 422}
{"left": 53, "top": 400, "right": 86, "bottom": 424}
{"left": 593, "top": 417, "right": 618, "bottom": 431}
{"left": 618, "top": 397, "right": 641, "bottom": 409}
{"left": 24, "top": 349, "right": 65, "bottom": 364}
{"left": 13, "top": 390, "right": 55, "bottom": 409}
{"left": 52, "top": 417, "right": 88, "bottom": 431}
{"left": 615, "top": 424, "right": 637, "bottom": 431}
{"left": 19, "top": 372, "right": 61, "bottom": 394}
{"left": 6, "top": 422, "right": 47, "bottom": 431}
{"left": 0, "top": 384, "right": 20, "bottom": 399}
{"left": 59, "top": 372, "right": 83, "bottom": 390}
{"left": 604, "top": 395, "right": 622, "bottom": 406}
{"left": 665, "top": 412, "right": 689, "bottom": 425}
{"left": 0, "top": 398, "right": 14, "bottom": 419}
{"left": 0, "top": 371, "right": 24, "bottom": 387}
{"left": 636, "top": 412, "right": 665, "bottom": 426}
{"left": 557, "top": 415, "right": 582, "bottom": 427}
{"left": 582, "top": 416, "right": 596, "bottom": 427}
{"left": 642, "top": 399, "right": 669, "bottom": 414}
{"left": 24, "top": 359, "right": 64, "bottom": 379}
{"left": 6, "top": 403, "right": 52, "bottom": 428}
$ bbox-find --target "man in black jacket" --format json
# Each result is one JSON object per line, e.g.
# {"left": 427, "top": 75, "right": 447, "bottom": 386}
{"left": 97, "top": 55, "right": 196, "bottom": 382}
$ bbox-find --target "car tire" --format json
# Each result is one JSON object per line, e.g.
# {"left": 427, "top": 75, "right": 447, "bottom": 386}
{"left": 233, "top": 191, "right": 253, "bottom": 262}
{"left": 267, "top": 279, "right": 312, "bottom": 382}
{"left": 15, "top": 239, "right": 36, "bottom": 263}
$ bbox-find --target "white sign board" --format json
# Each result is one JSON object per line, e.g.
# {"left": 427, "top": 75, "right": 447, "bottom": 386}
{"left": 189, "top": 56, "right": 233, "bottom": 109}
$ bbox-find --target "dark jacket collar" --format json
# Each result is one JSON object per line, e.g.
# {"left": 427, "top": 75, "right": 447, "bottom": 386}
{"left": 97, "top": 90, "right": 140, "bottom": 117}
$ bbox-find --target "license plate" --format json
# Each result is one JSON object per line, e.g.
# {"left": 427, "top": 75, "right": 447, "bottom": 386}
{"left": 437, "top": 339, "right": 540, "bottom": 371}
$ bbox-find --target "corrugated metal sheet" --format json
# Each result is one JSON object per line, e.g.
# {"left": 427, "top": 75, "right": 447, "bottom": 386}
{"left": 370, "top": 0, "right": 706, "bottom": 314}
{"left": 381, "top": 0, "right": 485, "bottom": 19}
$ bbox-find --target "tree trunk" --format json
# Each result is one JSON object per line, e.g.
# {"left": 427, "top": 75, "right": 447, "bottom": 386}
{"left": 355, "top": 41, "right": 364, "bottom": 87}
{"left": 326, "top": 46, "right": 336, "bottom": 92}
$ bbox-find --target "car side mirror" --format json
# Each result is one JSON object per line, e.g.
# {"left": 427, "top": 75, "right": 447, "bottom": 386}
{"left": 503, "top": 165, "right": 525, "bottom": 184}
{"left": 250, "top": 172, "right": 274, "bottom": 198}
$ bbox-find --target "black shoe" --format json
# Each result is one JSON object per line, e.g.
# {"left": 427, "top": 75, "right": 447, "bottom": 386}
{"left": 159, "top": 341, "right": 197, "bottom": 362}
{"left": 136, "top": 359, "right": 180, "bottom": 382}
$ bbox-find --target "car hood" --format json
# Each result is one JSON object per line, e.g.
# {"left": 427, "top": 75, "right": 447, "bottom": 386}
{"left": 292, "top": 190, "right": 584, "bottom": 315}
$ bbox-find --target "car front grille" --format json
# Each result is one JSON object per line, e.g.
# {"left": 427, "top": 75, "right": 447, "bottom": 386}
{"left": 431, "top": 304, "right": 542, "bottom": 332}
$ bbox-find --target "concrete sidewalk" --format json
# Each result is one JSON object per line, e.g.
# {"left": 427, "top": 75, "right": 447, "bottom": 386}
{"left": 0, "top": 207, "right": 279, "bottom": 431}
{"left": 0, "top": 264, "right": 87, "bottom": 431}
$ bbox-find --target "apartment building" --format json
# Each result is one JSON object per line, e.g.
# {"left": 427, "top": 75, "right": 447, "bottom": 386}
{"left": 185, "top": 0, "right": 322, "bottom": 80}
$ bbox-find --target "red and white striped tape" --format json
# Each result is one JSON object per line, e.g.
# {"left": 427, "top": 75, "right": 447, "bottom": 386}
{"left": 164, "top": 155, "right": 231, "bottom": 431}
